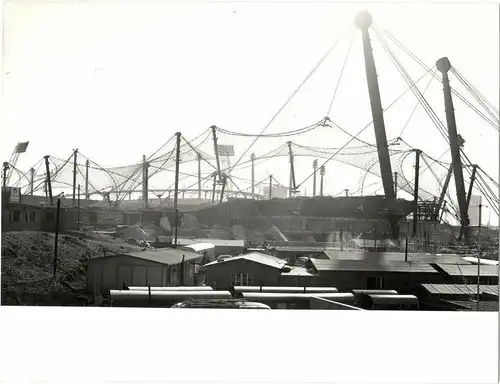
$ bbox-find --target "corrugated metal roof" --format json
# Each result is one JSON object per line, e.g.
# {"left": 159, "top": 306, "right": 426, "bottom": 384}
{"left": 90, "top": 248, "right": 201, "bottom": 265}
{"left": 309, "top": 258, "right": 438, "bottom": 273}
{"left": 322, "top": 251, "right": 469, "bottom": 264}
{"left": 421, "top": 283, "right": 499, "bottom": 296}
{"left": 434, "top": 263, "right": 498, "bottom": 277}
{"left": 177, "top": 238, "right": 245, "bottom": 247}
{"left": 204, "top": 252, "right": 287, "bottom": 269}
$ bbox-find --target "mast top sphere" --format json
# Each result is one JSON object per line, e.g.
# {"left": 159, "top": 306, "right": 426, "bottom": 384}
{"left": 354, "top": 11, "right": 373, "bottom": 30}
{"left": 436, "top": 57, "right": 451, "bottom": 74}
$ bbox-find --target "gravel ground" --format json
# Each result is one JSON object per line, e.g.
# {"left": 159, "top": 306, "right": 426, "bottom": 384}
{"left": 1, "top": 230, "right": 142, "bottom": 306}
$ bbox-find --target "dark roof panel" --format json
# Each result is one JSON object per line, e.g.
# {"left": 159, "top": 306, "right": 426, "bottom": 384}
{"left": 434, "top": 264, "right": 498, "bottom": 277}
{"left": 309, "top": 258, "right": 438, "bottom": 273}
{"left": 322, "top": 251, "right": 469, "bottom": 264}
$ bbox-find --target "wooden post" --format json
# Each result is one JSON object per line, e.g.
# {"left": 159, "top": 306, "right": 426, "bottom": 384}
{"left": 30, "top": 168, "right": 35, "bottom": 195}
{"left": 412, "top": 150, "right": 422, "bottom": 238}
{"left": 269, "top": 175, "right": 272, "bottom": 199}
{"left": 180, "top": 254, "right": 186, "bottom": 286}
{"left": 394, "top": 171, "right": 398, "bottom": 198}
{"left": 53, "top": 199, "right": 61, "bottom": 279}
{"left": 85, "top": 159, "right": 90, "bottom": 199}
{"left": 312, "top": 160, "right": 318, "bottom": 197}
{"left": 340, "top": 228, "right": 344, "bottom": 251}
{"left": 77, "top": 185, "right": 81, "bottom": 231}
{"left": 173, "top": 132, "right": 181, "bottom": 245}
{"left": 251, "top": 153, "right": 255, "bottom": 199}
{"left": 405, "top": 237, "right": 408, "bottom": 262}
{"left": 72, "top": 149, "right": 78, "bottom": 207}
{"left": 44, "top": 156, "right": 53, "bottom": 206}
{"left": 197, "top": 153, "right": 202, "bottom": 199}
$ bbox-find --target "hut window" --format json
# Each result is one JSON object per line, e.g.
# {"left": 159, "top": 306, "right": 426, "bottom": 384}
{"left": 232, "top": 273, "right": 253, "bottom": 286}
{"left": 10, "top": 211, "right": 21, "bottom": 222}
{"left": 26, "top": 211, "right": 36, "bottom": 223}
{"left": 367, "top": 277, "right": 384, "bottom": 289}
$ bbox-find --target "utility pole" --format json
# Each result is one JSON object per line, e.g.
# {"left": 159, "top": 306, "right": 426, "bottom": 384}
{"left": 412, "top": 149, "right": 422, "bottom": 238}
{"left": 319, "top": 166, "right": 325, "bottom": 196}
{"left": 53, "top": 198, "right": 61, "bottom": 280}
{"left": 173, "top": 132, "right": 181, "bottom": 246}
{"left": 211, "top": 173, "right": 217, "bottom": 203}
{"left": 436, "top": 57, "right": 470, "bottom": 244}
{"left": 477, "top": 202, "right": 483, "bottom": 312}
{"left": 2, "top": 162, "right": 9, "bottom": 188}
{"left": 312, "top": 160, "right": 318, "bottom": 197}
{"left": 394, "top": 172, "right": 398, "bottom": 198}
{"left": 197, "top": 153, "right": 202, "bottom": 199}
{"left": 355, "top": 11, "right": 397, "bottom": 238}
{"left": 77, "top": 184, "right": 81, "bottom": 231}
{"left": 268, "top": 175, "right": 272, "bottom": 199}
{"left": 219, "top": 175, "right": 227, "bottom": 204}
{"left": 30, "top": 168, "right": 35, "bottom": 195}
{"left": 44, "top": 155, "right": 53, "bottom": 206}
{"left": 72, "top": 149, "right": 78, "bottom": 207}
{"left": 85, "top": 159, "right": 90, "bottom": 199}
{"left": 142, "top": 155, "right": 149, "bottom": 209}
{"left": 251, "top": 153, "right": 255, "bottom": 199}
{"left": 287, "top": 141, "right": 296, "bottom": 197}
{"left": 211, "top": 125, "right": 222, "bottom": 182}
{"left": 461, "top": 164, "right": 478, "bottom": 240}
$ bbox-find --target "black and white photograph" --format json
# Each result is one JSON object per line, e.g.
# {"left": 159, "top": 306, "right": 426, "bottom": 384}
{"left": 0, "top": 1, "right": 498, "bottom": 382}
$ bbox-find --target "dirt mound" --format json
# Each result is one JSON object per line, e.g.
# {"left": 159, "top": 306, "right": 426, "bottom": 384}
{"left": 1, "top": 231, "right": 142, "bottom": 305}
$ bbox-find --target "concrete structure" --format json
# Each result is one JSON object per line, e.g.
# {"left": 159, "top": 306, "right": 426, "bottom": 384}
{"left": 203, "top": 252, "right": 288, "bottom": 289}
{"left": 86, "top": 248, "right": 204, "bottom": 295}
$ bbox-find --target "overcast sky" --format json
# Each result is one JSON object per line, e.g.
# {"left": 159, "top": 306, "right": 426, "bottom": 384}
{"left": 1, "top": 1, "right": 498, "bottom": 223}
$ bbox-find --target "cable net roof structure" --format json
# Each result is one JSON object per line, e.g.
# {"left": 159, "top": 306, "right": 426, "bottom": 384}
{"left": 7, "top": 14, "right": 498, "bottom": 223}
